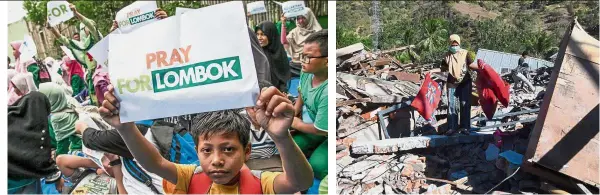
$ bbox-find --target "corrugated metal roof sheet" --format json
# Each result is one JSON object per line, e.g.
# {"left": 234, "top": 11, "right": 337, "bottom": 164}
{"left": 476, "top": 49, "right": 554, "bottom": 74}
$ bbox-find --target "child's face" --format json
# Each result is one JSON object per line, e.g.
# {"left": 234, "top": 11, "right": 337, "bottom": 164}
{"left": 197, "top": 132, "right": 250, "bottom": 185}
{"left": 301, "top": 42, "right": 327, "bottom": 74}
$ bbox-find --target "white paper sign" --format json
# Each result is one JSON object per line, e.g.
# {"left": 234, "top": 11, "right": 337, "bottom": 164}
{"left": 108, "top": 1, "right": 259, "bottom": 122}
{"left": 282, "top": 1, "right": 307, "bottom": 18}
{"left": 115, "top": 1, "right": 158, "bottom": 33}
{"left": 175, "top": 7, "right": 196, "bottom": 16}
{"left": 47, "top": 1, "right": 74, "bottom": 27}
{"left": 19, "top": 34, "right": 37, "bottom": 61}
{"left": 87, "top": 34, "right": 113, "bottom": 68}
{"left": 60, "top": 46, "right": 75, "bottom": 60}
{"left": 247, "top": 1, "right": 267, "bottom": 15}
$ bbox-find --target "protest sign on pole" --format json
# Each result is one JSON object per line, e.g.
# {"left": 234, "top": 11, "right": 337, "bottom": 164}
{"left": 109, "top": 1, "right": 259, "bottom": 122}
{"left": 115, "top": 1, "right": 158, "bottom": 33}
{"left": 282, "top": 1, "right": 307, "bottom": 18}
{"left": 247, "top": 1, "right": 267, "bottom": 15}
{"left": 19, "top": 34, "right": 37, "bottom": 61}
{"left": 47, "top": 1, "right": 74, "bottom": 27}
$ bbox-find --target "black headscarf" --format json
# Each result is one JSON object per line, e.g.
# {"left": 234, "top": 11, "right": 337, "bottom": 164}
{"left": 8, "top": 91, "right": 58, "bottom": 180}
{"left": 256, "top": 21, "right": 290, "bottom": 92}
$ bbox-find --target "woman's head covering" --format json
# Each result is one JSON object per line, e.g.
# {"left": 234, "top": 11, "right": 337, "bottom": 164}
{"left": 295, "top": 8, "right": 322, "bottom": 36}
{"left": 8, "top": 91, "right": 58, "bottom": 179}
{"left": 10, "top": 41, "right": 36, "bottom": 73}
{"left": 63, "top": 55, "right": 85, "bottom": 81}
{"left": 39, "top": 82, "right": 74, "bottom": 113}
{"left": 286, "top": 8, "right": 322, "bottom": 63}
{"left": 8, "top": 73, "right": 38, "bottom": 105}
{"left": 11, "top": 73, "right": 38, "bottom": 95}
{"left": 7, "top": 69, "right": 17, "bottom": 90}
{"left": 256, "top": 21, "right": 290, "bottom": 91}
{"left": 449, "top": 34, "right": 461, "bottom": 45}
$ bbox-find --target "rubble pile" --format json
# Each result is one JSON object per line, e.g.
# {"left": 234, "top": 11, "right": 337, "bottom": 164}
{"left": 336, "top": 43, "right": 560, "bottom": 194}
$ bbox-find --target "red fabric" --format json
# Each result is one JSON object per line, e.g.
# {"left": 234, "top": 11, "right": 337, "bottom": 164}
{"left": 476, "top": 73, "right": 498, "bottom": 120}
{"left": 187, "top": 165, "right": 262, "bottom": 194}
{"left": 62, "top": 56, "right": 85, "bottom": 81}
{"left": 411, "top": 73, "right": 442, "bottom": 120}
{"left": 477, "top": 59, "right": 509, "bottom": 107}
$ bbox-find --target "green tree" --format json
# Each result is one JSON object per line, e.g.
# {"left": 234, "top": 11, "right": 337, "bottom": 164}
{"left": 417, "top": 19, "right": 448, "bottom": 53}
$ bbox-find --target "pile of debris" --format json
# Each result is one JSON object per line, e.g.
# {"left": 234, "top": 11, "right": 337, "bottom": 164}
{"left": 335, "top": 43, "right": 564, "bottom": 194}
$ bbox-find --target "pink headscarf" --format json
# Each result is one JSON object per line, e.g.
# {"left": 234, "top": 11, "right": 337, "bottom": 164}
{"left": 8, "top": 73, "right": 38, "bottom": 105}
{"left": 62, "top": 56, "right": 86, "bottom": 81}
{"left": 10, "top": 41, "right": 36, "bottom": 73}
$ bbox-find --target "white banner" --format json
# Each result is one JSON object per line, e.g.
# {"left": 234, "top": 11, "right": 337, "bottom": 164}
{"left": 47, "top": 1, "right": 74, "bottom": 27}
{"left": 108, "top": 1, "right": 259, "bottom": 122}
{"left": 247, "top": 1, "right": 267, "bottom": 15}
{"left": 282, "top": 1, "right": 307, "bottom": 18}
{"left": 19, "top": 34, "right": 37, "bottom": 61}
{"left": 115, "top": 1, "right": 158, "bottom": 33}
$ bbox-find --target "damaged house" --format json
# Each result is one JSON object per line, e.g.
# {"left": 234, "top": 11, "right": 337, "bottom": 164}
{"left": 336, "top": 19, "right": 599, "bottom": 195}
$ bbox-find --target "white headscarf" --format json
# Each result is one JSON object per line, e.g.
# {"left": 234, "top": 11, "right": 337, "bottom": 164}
{"left": 286, "top": 8, "right": 323, "bottom": 63}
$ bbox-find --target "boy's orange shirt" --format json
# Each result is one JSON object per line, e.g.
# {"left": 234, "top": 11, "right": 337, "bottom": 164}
{"left": 163, "top": 164, "right": 281, "bottom": 194}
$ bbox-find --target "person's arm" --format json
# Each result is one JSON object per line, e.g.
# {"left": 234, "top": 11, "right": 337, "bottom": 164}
{"left": 255, "top": 87, "right": 313, "bottom": 193}
{"left": 291, "top": 118, "right": 327, "bottom": 136}
{"left": 294, "top": 93, "right": 303, "bottom": 117}
{"left": 80, "top": 126, "right": 134, "bottom": 159}
{"left": 99, "top": 86, "right": 178, "bottom": 184}
{"left": 69, "top": 4, "right": 101, "bottom": 42}
{"left": 280, "top": 15, "right": 288, "bottom": 45}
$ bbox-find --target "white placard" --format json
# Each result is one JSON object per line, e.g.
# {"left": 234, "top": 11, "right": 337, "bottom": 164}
{"left": 87, "top": 34, "right": 113, "bottom": 68}
{"left": 175, "top": 7, "right": 196, "bottom": 16}
{"left": 108, "top": 1, "right": 259, "bottom": 122}
{"left": 281, "top": 1, "right": 307, "bottom": 18}
{"left": 47, "top": 1, "right": 74, "bottom": 27}
{"left": 115, "top": 1, "right": 158, "bottom": 33}
{"left": 19, "top": 34, "right": 37, "bottom": 61}
{"left": 247, "top": 1, "right": 267, "bottom": 15}
{"left": 60, "top": 46, "right": 75, "bottom": 60}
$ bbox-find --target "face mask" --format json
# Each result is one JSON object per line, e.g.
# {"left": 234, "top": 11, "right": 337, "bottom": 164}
{"left": 449, "top": 46, "right": 460, "bottom": 54}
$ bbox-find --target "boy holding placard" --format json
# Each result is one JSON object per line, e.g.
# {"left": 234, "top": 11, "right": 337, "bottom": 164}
{"left": 99, "top": 86, "right": 314, "bottom": 194}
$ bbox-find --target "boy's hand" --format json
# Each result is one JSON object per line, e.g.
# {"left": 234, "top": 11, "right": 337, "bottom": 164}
{"left": 109, "top": 20, "right": 118, "bottom": 33}
{"left": 255, "top": 87, "right": 294, "bottom": 139}
{"left": 99, "top": 85, "right": 125, "bottom": 129}
{"left": 155, "top": 8, "right": 168, "bottom": 19}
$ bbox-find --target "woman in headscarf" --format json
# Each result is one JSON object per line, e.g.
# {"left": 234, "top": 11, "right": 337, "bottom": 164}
{"left": 10, "top": 41, "right": 42, "bottom": 87}
{"left": 48, "top": 3, "right": 102, "bottom": 106}
{"left": 39, "top": 82, "right": 83, "bottom": 156}
{"left": 7, "top": 69, "right": 17, "bottom": 91}
{"left": 62, "top": 56, "right": 86, "bottom": 97}
{"left": 8, "top": 73, "right": 38, "bottom": 105}
{"left": 256, "top": 21, "right": 291, "bottom": 92}
{"left": 281, "top": 8, "right": 322, "bottom": 77}
{"left": 8, "top": 91, "right": 60, "bottom": 194}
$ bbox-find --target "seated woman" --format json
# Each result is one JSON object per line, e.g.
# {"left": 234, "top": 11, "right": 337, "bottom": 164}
{"left": 281, "top": 8, "right": 322, "bottom": 77}
{"left": 256, "top": 21, "right": 291, "bottom": 93}
{"left": 39, "top": 83, "right": 83, "bottom": 156}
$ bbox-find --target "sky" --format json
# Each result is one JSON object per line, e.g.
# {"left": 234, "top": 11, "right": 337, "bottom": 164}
{"left": 8, "top": 1, "right": 27, "bottom": 24}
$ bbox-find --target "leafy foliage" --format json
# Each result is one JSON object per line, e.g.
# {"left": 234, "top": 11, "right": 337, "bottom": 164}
{"left": 337, "top": 1, "right": 597, "bottom": 63}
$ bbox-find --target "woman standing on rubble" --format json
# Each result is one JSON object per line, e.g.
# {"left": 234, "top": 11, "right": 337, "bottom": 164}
{"left": 440, "top": 34, "right": 478, "bottom": 135}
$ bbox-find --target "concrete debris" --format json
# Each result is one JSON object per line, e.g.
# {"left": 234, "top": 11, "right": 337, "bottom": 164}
{"left": 336, "top": 41, "right": 596, "bottom": 194}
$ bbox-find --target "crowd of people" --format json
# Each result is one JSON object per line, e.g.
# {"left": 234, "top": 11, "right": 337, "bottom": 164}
{"left": 8, "top": 2, "right": 328, "bottom": 194}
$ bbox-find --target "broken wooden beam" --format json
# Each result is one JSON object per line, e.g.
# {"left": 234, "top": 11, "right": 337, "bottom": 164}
{"left": 351, "top": 133, "right": 493, "bottom": 154}
{"left": 381, "top": 45, "right": 415, "bottom": 54}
